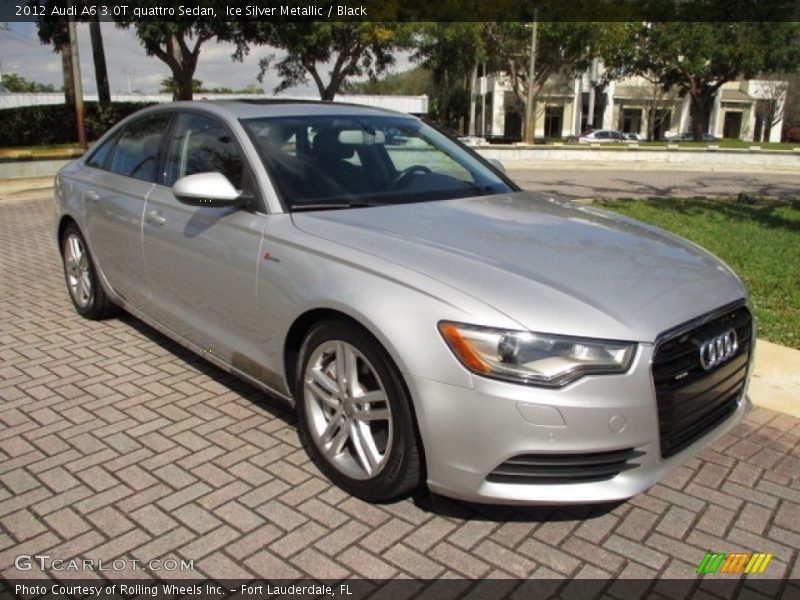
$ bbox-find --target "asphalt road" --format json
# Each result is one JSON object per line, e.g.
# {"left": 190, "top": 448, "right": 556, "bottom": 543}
{"left": 506, "top": 166, "right": 800, "bottom": 200}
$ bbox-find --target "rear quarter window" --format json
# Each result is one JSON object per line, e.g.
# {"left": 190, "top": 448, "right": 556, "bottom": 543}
{"left": 85, "top": 134, "right": 117, "bottom": 169}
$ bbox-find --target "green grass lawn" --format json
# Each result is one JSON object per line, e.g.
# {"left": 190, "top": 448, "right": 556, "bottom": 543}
{"left": 595, "top": 197, "right": 800, "bottom": 349}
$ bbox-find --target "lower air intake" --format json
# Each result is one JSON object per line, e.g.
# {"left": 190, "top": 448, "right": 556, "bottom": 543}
{"left": 487, "top": 448, "right": 643, "bottom": 484}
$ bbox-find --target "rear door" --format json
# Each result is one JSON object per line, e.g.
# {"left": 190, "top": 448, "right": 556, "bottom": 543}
{"left": 83, "top": 111, "right": 173, "bottom": 307}
{"left": 141, "top": 111, "right": 266, "bottom": 366}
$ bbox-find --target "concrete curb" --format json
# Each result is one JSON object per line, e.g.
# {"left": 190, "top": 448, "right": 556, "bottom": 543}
{"left": 478, "top": 146, "right": 800, "bottom": 171}
{"left": 0, "top": 158, "right": 74, "bottom": 180}
{"left": 749, "top": 339, "right": 800, "bottom": 417}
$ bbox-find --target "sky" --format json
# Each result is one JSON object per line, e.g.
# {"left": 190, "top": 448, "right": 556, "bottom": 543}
{"left": 0, "top": 22, "right": 414, "bottom": 96}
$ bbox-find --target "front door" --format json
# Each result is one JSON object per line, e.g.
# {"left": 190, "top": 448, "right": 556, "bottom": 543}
{"left": 141, "top": 111, "right": 266, "bottom": 366}
{"left": 723, "top": 111, "right": 743, "bottom": 139}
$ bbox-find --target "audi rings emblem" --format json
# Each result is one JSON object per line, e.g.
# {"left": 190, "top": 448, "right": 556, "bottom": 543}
{"left": 699, "top": 329, "right": 738, "bottom": 370}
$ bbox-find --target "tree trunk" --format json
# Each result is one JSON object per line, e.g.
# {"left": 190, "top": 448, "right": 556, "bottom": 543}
{"left": 689, "top": 93, "right": 712, "bottom": 141}
{"left": 89, "top": 15, "right": 110, "bottom": 107}
{"left": 165, "top": 33, "right": 193, "bottom": 101}
{"left": 61, "top": 41, "right": 75, "bottom": 107}
{"left": 174, "top": 70, "right": 194, "bottom": 101}
{"left": 764, "top": 106, "right": 776, "bottom": 142}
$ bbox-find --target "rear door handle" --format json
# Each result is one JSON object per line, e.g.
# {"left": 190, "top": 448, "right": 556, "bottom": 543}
{"left": 86, "top": 190, "right": 100, "bottom": 204}
{"left": 145, "top": 210, "right": 166, "bottom": 227}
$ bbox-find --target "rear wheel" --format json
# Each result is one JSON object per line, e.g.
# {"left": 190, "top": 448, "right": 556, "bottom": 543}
{"left": 60, "top": 223, "right": 116, "bottom": 320}
{"left": 296, "top": 321, "right": 422, "bottom": 502}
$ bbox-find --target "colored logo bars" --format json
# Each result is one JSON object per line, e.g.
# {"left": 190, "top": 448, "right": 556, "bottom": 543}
{"left": 697, "top": 552, "right": 773, "bottom": 574}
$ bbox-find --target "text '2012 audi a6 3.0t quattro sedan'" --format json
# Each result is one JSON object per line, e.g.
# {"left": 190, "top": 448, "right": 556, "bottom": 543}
{"left": 55, "top": 101, "right": 754, "bottom": 504}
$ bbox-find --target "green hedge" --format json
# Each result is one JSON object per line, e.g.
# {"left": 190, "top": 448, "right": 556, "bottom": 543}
{"left": 0, "top": 102, "right": 156, "bottom": 147}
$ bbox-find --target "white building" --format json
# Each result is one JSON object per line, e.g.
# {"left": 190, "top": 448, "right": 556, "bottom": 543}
{"left": 473, "top": 68, "right": 787, "bottom": 142}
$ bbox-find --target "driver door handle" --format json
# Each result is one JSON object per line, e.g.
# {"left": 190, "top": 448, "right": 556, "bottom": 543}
{"left": 145, "top": 210, "right": 166, "bottom": 227}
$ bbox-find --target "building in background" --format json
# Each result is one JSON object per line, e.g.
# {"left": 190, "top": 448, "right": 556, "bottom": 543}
{"left": 473, "top": 67, "right": 787, "bottom": 143}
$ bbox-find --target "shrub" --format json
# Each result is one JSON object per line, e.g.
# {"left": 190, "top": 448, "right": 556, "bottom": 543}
{"left": 0, "top": 102, "right": 156, "bottom": 147}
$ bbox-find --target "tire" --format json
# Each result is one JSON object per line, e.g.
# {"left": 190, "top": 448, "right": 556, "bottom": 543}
{"left": 295, "top": 320, "right": 422, "bottom": 502}
{"left": 60, "top": 223, "right": 117, "bottom": 320}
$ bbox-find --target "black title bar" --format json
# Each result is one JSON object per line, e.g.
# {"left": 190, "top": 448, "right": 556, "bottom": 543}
{"left": 2, "top": 0, "right": 800, "bottom": 22}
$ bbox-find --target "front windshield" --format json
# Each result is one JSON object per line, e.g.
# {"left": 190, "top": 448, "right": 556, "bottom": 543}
{"left": 242, "top": 114, "right": 514, "bottom": 210}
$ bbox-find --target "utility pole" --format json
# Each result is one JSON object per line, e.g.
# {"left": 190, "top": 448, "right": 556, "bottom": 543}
{"left": 524, "top": 11, "right": 538, "bottom": 144}
{"left": 67, "top": 5, "right": 87, "bottom": 150}
{"left": 122, "top": 69, "right": 136, "bottom": 94}
{"left": 481, "top": 63, "right": 487, "bottom": 137}
{"left": 469, "top": 63, "right": 477, "bottom": 136}
{"left": 587, "top": 58, "right": 598, "bottom": 130}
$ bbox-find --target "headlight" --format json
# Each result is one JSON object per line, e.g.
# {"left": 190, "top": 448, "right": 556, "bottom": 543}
{"left": 438, "top": 321, "right": 636, "bottom": 388}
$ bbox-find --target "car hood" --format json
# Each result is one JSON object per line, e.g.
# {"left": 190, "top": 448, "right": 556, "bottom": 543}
{"left": 292, "top": 192, "right": 746, "bottom": 341}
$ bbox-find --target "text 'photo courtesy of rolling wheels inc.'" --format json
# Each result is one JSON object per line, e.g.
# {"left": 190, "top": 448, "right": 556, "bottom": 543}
{"left": 0, "top": 1, "right": 799, "bottom": 599}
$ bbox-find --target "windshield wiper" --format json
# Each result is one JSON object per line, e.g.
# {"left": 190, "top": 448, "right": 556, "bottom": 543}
{"left": 460, "top": 183, "right": 497, "bottom": 197}
{"left": 289, "top": 200, "right": 387, "bottom": 212}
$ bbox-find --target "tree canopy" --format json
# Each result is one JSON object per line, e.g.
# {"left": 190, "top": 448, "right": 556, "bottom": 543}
{"left": 253, "top": 22, "right": 410, "bottom": 101}
{"left": 486, "top": 22, "right": 625, "bottom": 110}
{"left": 35, "top": 0, "right": 111, "bottom": 106}
{"left": 411, "top": 23, "right": 485, "bottom": 129}
{"left": 116, "top": 2, "right": 243, "bottom": 101}
{"left": 602, "top": 21, "right": 800, "bottom": 139}
{"left": 1, "top": 72, "right": 57, "bottom": 93}
{"left": 159, "top": 78, "right": 263, "bottom": 95}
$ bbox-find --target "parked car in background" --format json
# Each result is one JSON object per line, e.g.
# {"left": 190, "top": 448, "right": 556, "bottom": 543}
{"left": 55, "top": 101, "right": 754, "bottom": 505}
{"left": 577, "top": 129, "right": 628, "bottom": 143}
{"left": 458, "top": 135, "right": 488, "bottom": 147}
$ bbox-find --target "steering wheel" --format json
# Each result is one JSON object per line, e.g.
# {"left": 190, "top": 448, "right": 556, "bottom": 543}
{"left": 129, "top": 156, "right": 154, "bottom": 178}
{"left": 390, "top": 165, "right": 431, "bottom": 189}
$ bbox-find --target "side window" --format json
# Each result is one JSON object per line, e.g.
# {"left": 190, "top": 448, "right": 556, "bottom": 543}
{"left": 163, "top": 113, "right": 244, "bottom": 189}
{"left": 108, "top": 113, "right": 171, "bottom": 181}
{"left": 86, "top": 134, "right": 117, "bottom": 169}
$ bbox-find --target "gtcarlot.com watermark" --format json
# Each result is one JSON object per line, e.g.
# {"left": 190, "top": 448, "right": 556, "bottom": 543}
{"left": 15, "top": 554, "right": 194, "bottom": 572}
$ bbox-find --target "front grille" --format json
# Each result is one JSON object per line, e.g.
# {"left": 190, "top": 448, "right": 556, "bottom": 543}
{"left": 487, "top": 448, "right": 643, "bottom": 484}
{"left": 653, "top": 302, "right": 752, "bottom": 458}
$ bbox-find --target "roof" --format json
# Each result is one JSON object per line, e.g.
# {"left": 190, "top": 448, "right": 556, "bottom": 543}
{"left": 176, "top": 99, "right": 411, "bottom": 120}
{"left": 613, "top": 85, "right": 679, "bottom": 100}
{"left": 721, "top": 89, "right": 753, "bottom": 103}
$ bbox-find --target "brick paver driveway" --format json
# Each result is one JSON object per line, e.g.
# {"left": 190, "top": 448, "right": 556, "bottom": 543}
{"left": 1, "top": 194, "right": 799, "bottom": 589}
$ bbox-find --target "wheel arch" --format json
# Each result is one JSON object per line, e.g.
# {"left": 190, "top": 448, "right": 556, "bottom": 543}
{"left": 57, "top": 214, "right": 79, "bottom": 249}
{"left": 283, "top": 307, "right": 409, "bottom": 397}
{"left": 283, "top": 306, "right": 428, "bottom": 484}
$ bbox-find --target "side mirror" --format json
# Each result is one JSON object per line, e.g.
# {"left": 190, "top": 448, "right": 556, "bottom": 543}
{"left": 489, "top": 158, "right": 506, "bottom": 174}
{"left": 172, "top": 172, "right": 246, "bottom": 207}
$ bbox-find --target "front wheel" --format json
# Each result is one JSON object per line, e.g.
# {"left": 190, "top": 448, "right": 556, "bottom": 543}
{"left": 295, "top": 321, "right": 422, "bottom": 502}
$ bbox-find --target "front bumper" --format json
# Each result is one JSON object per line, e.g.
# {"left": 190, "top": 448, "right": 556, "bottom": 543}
{"left": 406, "top": 344, "right": 750, "bottom": 505}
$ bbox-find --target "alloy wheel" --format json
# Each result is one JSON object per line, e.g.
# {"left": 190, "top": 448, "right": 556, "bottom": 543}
{"left": 303, "top": 340, "right": 393, "bottom": 480}
{"left": 63, "top": 233, "right": 92, "bottom": 308}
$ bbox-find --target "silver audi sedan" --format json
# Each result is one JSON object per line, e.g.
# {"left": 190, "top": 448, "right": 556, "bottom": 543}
{"left": 55, "top": 101, "right": 753, "bottom": 504}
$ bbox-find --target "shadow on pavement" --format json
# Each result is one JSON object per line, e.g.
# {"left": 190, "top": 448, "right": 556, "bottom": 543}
{"left": 117, "top": 313, "right": 626, "bottom": 523}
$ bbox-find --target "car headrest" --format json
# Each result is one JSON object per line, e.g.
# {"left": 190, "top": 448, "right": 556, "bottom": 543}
{"left": 313, "top": 129, "right": 355, "bottom": 161}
